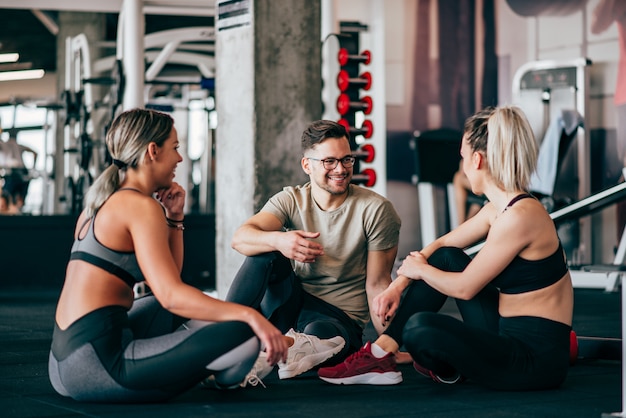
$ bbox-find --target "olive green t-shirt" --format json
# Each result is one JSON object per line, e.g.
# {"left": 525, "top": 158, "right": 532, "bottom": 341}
{"left": 262, "top": 183, "right": 401, "bottom": 327}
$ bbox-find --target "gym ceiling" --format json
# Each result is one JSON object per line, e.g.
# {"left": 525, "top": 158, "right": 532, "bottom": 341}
{"left": 0, "top": 1, "right": 215, "bottom": 74}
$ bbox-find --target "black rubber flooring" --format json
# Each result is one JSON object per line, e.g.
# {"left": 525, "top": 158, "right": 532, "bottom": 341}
{"left": 0, "top": 288, "right": 621, "bottom": 418}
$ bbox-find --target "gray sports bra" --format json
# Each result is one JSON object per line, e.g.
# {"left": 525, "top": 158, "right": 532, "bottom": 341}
{"left": 69, "top": 191, "right": 144, "bottom": 288}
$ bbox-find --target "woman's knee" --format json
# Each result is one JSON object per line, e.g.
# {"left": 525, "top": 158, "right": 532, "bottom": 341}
{"left": 402, "top": 312, "right": 444, "bottom": 348}
{"left": 428, "top": 247, "right": 471, "bottom": 272}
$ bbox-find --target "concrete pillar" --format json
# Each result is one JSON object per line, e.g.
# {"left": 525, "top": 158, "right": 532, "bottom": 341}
{"left": 54, "top": 12, "right": 106, "bottom": 214}
{"left": 215, "top": 1, "right": 322, "bottom": 297}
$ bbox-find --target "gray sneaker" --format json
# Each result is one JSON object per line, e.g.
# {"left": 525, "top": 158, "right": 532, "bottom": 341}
{"left": 278, "top": 329, "right": 345, "bottom": 379}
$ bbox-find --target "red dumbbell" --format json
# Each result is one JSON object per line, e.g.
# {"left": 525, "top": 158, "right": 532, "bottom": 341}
{"left": 338, "top": 119, "right": 374, "bottom": 139}
{"left": 352, "top": 168, "right": 377, "bottom": 187}
{"left": 337, "top": 70, "right": 372, "bottom": 92}
{"left": 337, "top": 94, "right": 373, "bottom": 115}
{"left": 353, "top": 144, "right": 375, "bottom": 163}
{"left": 338, "top": 48, "right": 371, "bottom": 66}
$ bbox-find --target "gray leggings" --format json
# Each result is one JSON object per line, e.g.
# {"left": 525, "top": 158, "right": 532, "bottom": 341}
{"left": 48, "top": 295, "right": 259, "bottom": 403}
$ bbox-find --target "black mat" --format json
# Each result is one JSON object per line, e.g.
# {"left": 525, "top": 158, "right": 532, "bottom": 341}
{"left": 0, "top": 288, "right": 621, "bottom": 418}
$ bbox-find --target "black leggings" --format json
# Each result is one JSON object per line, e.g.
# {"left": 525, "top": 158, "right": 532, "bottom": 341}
{"left": 226, "top": 251, "right": 363, "bottom": 361}
{"left": 385, "top": 247, "right": 571, "bottom": 390}
{"left": 48, "top": 296, "right": 259, "bottom": 403}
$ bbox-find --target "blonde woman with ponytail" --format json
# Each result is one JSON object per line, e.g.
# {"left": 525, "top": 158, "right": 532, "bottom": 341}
{"left": 320, "top": 106, "right": 574, "bottom": 391}
{"left": 49, "top": 108, "right": 289, "bottom": 403}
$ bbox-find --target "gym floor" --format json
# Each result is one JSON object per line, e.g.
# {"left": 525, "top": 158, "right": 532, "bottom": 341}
{"left": 0, "top": 287, "right": 621, "bottom": 418}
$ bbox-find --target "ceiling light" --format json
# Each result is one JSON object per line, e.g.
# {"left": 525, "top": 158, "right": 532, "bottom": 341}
{"left": 0, "top": 69, "right": 45, "bottom": 82}
{"left": 0, "top": 53, "right": 19, "bottom": 64}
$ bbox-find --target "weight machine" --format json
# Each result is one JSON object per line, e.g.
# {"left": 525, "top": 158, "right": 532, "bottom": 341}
{"left": 58, "top": 5, "right": 216, "bottom": 216}
{"left": 509, "top": 58, "right": 625, "bottom": 290}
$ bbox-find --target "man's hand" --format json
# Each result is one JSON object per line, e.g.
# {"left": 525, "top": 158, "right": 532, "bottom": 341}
{"left": 275, "top": 230, "right": 324, "bottom": 263}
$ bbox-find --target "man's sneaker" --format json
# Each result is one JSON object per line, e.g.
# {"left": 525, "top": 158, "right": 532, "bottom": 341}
{"left": 277, "top": 329, "right": 345, "bottom": 379}
{"left": 317, "top": 341, "right": 402, "bottom": 385}
{"left": 240, "top": 351, "right": 275, "bottom": 388}
{"left": 413, "top": 361, "right": 463, "bottom": 384}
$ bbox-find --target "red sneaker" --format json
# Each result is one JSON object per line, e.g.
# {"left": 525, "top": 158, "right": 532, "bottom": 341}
{"left": 317, "top": 341, "right": 403, "bottom": 385}
{"left": 413, "top": 361, "right": 463, "bottom": 384}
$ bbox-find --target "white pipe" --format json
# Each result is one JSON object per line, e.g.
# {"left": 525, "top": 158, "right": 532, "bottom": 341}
{"left": 145, "top": 40, "right": 180, "bottom": 81}
{"left": 71, "top": 34, "right": 94, "bottom": 113}
{"left": 116, "top": 9, "right": 124, "bottom": 60}
{"left": 321, "top": 0, "right": 334, "bottom": 40}
{"left": 0, "top": 0, "right": 215, "bottom": 16}
{"left": 64, "top": 37, "right": 71, "bottom": 91}
{"left": 144, "top": 27, "right": 214, "bottom": 49}
{"left": 94, "top": 51, "right": 214, "bottom": 76}
{"left": 122, "top": 0, "right": 145, "bottom": 110}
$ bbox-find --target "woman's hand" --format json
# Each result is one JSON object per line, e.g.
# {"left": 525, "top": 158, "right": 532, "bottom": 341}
{"left": 155, "top": 182, "right": 186, "bottom": 219}
{"left": 247, "top": 312, "right": 289, "bottom": 365}
{"left": 372, "top": 284, "right": 404, "bottom": 327}
{"left": 397, "top": 251, "right": 428, "bottom": 280}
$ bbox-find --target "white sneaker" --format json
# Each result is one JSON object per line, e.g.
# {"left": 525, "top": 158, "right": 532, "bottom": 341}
{"left": 278, "top": 329, "right": 345, "bottom": 379}
{"left": 240, "top": 351, "right": 274, "bottom": 388}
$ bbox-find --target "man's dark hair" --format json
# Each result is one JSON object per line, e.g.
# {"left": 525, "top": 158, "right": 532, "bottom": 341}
{"left": 301, "top": 120, "right": 348, "bottom": 152}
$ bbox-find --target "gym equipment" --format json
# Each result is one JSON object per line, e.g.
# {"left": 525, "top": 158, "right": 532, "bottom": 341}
{"left": 512, "top": 58, "right": 592, "bottom": 267}
{"left": 337, "top": 70, "right": 372, "bottom": 92}
{"left": 466, "top": 180, "right": 626, "bottom": 259}
{"left": 338, "top": 118, "right": 373, "bottom": 139}
{"left": 61, "top": 33, "right": 99, "bottom": 215}
{"left": 337, "top": 94, "right": 373, "bottom": 115}
{"left": 412, "top": 128, "right": 463, "bottom": 246}
{"left": 352, "top": 143, "right": 375, "bottom": 163}
{"left": 321, "top": 16, "right": 386, "bottom": 196}
{"left": 338, "top": 48, "right": 371, "bottom": 66}
{"left": 0, "top": 101, "right": 53, "bottom": 214}
{"left": 90, "top": 21, "right": 216, "bottom": 215}
{"left": 352, "top": 168, "right": 377, "bottom": 187}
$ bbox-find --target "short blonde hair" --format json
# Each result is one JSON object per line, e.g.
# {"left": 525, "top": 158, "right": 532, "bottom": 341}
{"left": 464, "top": 106, "right": 538, "bottom": 192}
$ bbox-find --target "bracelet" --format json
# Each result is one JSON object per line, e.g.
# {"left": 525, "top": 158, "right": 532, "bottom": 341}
{"left": 166, "top": 216, "right": 184, "bottom": 223}
{"left": 167, "top": 220, "right": 185, "bottom": 230}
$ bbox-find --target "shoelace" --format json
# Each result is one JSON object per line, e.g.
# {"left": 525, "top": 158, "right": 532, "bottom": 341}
{"left": 294, "top": 332, "right": 316, "bottom": 352}
{"left": 242, "top": 371, "right": 266, "bottom": 388}
{"left": 348, "top": 347, "right": 370, "bottom": 361}
{"left": 279, "top": 332, "right": 314, "bottom": 367}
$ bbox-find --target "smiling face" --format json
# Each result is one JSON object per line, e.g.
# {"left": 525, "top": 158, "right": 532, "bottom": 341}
{"left": 302, "top": 136, "right": 353, "bottom": 196}
{"left": 152, "top": 127, "right": 183, "bottom": 189}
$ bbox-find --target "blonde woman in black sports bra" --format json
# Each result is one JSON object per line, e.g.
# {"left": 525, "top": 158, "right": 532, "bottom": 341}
{"left": 319, "top": 106, "right": 574, "bottom": 390}
{"left": 48, "top": 108, "right": 290, "bottom": 402}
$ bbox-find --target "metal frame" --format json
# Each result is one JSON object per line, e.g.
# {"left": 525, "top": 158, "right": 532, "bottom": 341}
{"left": 512, "top": 58, "right": 593, "bottom": 267}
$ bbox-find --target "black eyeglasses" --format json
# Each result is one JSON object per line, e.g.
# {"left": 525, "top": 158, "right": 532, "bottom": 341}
{"left": 307, "top": 156, "right": 356, "bottom": 170}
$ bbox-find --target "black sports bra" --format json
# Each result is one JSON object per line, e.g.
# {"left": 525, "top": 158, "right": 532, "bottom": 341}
{"left": 491, "top": 193, "right": 568, "bottom": 294}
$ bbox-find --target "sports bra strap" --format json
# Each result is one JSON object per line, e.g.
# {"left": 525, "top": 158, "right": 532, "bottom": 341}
{"left": 505, "top": 193, "right": 534, "bottom": 210}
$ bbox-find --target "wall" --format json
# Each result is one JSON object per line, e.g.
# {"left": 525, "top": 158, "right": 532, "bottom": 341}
{"left": 0, "top": 72, "right": 57, "bottom": 104}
